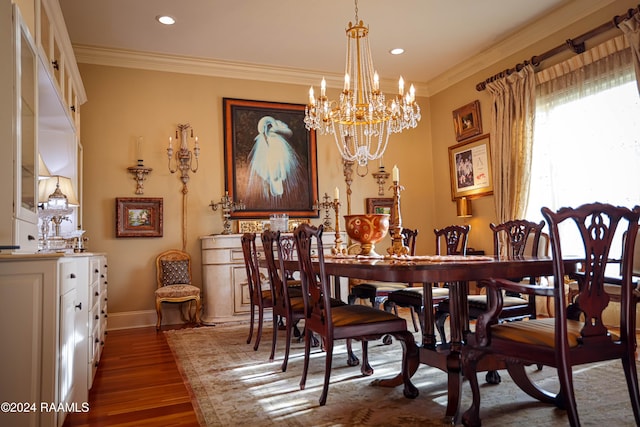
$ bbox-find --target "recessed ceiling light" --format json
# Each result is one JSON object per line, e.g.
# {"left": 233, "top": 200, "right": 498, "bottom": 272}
{"left": 390, "top": 48, "right": 405, "bottom": 55}
{"left": 156, "top": 15, "right": 176, "bottom": 25}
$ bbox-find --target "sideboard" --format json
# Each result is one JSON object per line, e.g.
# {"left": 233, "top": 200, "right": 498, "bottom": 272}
{"left": 200, "top": 232, "right": 347, "bottom": 324}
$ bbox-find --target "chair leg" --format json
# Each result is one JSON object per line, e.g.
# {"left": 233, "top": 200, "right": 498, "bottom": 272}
{"left": 346, "top": 338, "right": 359, "bottom": 366}
{"left": 269, "top": 313, "right": 277, "bottom": 362}
{"left": 360, "top": 341, "right": 373, "bottom": 376}
{"left": 461, "top": 351, "right": 482, "bottom": 427}
{"left": 409, "top": 306, "right": 420, "bottom": 333}
{"left": 155, "top": 299, "right": 162, "bottom": 331}
{"left": 557, "top": 363, "right": 579, "bottom": 426}
{"left": 281, "top": 317, "right": 293, "bottom": 372}
{"left": 247, "top": 305, "right": 255, "bottom": 344}
{"left": 435, "top": 308, "right": 449, "bottom": 343}
{"left": 254, "top": 305, "right": 264, "bottom": 351}
{"left": 300, "top": 328, "right": 312, "bottom": 391}
{"left": 623, "top": 351, "right": 640, "bottom": 426}
{"left": 319, "top": 339, "right": 334, "bottom": 406}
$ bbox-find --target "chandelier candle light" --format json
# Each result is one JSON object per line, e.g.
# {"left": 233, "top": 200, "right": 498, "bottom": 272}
{"left": 387, "top": 165, "right": 409, "bottom": 256}
{"left": 304, "top": 0, "right": 420, "bottom": 174}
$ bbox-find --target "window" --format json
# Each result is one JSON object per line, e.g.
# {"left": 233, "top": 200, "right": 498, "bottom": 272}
{"left": 525, "top": 43, "right": 640, "bottom": 258}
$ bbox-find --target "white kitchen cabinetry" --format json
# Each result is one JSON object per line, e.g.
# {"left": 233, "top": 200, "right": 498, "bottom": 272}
{"left": 200, "top": 233, "right": 347, "bottom": 324}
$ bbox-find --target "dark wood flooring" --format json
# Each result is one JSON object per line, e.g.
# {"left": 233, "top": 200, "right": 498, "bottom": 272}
{"left": 63, "top": 325, "right": 200, "bottom": 427}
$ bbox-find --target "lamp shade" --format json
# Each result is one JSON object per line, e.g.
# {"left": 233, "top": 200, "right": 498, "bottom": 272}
{"left": 38, "top": 154, "right": 51, "bottom": 179}
{"left": 38, "top": 176, "right": 79, "bottom": 206}
{"left": 456, "top": 197, "right": 472, "bottom": 218}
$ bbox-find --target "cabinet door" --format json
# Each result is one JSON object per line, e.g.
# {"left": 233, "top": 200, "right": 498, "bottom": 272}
{"left": 59, "top": 286, "right": 76, "bottom": 415}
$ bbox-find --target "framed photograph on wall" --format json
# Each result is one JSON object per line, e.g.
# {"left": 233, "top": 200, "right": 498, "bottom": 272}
{"left": 452, "top": 100, "right": 482, "bottom": 142}
{"left": 366, "top": 197, "right": 394, "bottom": 215}
{"left": 115, "top": 197, "right": 163, "bottom": 237}
{"left": 223, "top": 98, "right": 319, "bottom": 219}
{"left": 448, "top": 134, "right": 493, "bottom": 200}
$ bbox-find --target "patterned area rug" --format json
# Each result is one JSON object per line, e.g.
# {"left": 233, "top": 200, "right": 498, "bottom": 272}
{"left": 165, "top": 322, "right": 638, "bottom": 426}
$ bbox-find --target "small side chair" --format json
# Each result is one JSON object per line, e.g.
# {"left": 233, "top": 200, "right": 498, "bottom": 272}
{"left": 155, "top": 249, "right": 201, "bottom": 330}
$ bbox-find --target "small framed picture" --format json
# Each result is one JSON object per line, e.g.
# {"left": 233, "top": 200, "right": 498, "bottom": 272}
{"left": 452, "top": 100, "right": 482, "bottom": 142}
{"left": 448, "top": 134, "right": 493, "bottom": 200}
{"left": 115, "top": 197, "right": 163, "bottom": 237}
{"left": 366, "top": 198, "right": 394, "bottom": 215}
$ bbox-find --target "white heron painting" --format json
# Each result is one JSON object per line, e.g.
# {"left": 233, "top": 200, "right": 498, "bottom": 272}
{"left": 224, "top": 98, "right": 318, "bottom": 217}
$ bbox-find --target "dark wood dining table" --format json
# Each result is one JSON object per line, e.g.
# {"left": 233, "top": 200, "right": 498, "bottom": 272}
{"left": 279, "top": 253, "right": 578, "bottom": 425}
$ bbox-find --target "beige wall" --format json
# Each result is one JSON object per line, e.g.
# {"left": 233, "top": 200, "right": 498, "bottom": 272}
{"left": 79, "top": 65, "right": 433, "bottom": 324}
{"left": 79, "top": 0, "right": 636, "bottom": 327}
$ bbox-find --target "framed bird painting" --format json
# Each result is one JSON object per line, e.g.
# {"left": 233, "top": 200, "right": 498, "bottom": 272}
{"left": 223, "top": 98, "right": 319, "bottom": 219}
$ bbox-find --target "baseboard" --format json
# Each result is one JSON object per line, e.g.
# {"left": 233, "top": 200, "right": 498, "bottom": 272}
{"left": 107, "top": 306, "right": 191, "bottom": 330}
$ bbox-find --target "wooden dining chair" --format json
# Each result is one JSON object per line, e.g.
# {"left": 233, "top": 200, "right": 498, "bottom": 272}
{"left": 293, "top": 223, "right": 418, "bottom": 406}
{"left": 347, "top": 228, "right": 419, "bottom": 323}
{"left": 241, "top": 232, "right": 272, "bottom": 351}
{"left": 260, "top": 230, "right": 305, "bottom": 372}
{"left": 385, "top": 224, "right": 469, "bottom": 340}
{"left": 461, "top": 202, "right": 640, "bottom": 427}
{"left": 434, "top": 219, "right": 545, "bottom": 345}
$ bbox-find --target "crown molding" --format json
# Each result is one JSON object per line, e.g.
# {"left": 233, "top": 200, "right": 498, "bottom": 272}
{"left": 73, "top": 45, "right": 430, "bottom": 96}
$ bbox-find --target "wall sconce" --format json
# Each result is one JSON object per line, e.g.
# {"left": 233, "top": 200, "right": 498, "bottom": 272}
{"left": 167, "top": 123, "right": 200, "bottom": 192}
{"left": 127, "top": 136, "right": 152, "bottom": 194}
{"left": 456, "top": 197, "right": 472, "bottom": 218}
{"left": 371, "top": 165, "right": 390, "bottom": 196}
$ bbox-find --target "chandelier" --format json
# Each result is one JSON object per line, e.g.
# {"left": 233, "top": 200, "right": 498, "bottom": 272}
{"left": 304, "top": 0, "right": 421, "bottom": 171}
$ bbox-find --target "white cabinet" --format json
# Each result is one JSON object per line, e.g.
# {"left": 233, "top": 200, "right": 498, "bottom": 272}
{"left": 0, "top": 255, "right": 82, "bottom": 427}
{"left": 0, "top": 4, "right": 39, "bottom": 252}
{"left": 0, "top": 253, "right": 107, "bottom": 427}
{"left": 200, "top": 233, "right": 347, "bottom": 324}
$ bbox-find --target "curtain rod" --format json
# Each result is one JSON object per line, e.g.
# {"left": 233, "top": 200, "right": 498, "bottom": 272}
{"left": 476, "top": 4, "right": 639, "bottom": 91}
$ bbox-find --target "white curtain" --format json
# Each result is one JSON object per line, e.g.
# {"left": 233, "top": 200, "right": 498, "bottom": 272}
{"left": 486, "top": 64, "right": 536, "bottom": 233}
{"left": 619, "top": 11, "right": 640, "bottom": 94}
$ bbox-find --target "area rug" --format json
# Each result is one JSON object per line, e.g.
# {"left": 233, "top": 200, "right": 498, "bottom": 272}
{"left": 165, "top": 323, "right": 638, "bottom": 426}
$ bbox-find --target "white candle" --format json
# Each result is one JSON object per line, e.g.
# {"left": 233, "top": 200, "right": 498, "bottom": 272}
{"left": 195, "top": 136, "right": 199, "bottom": 149}
{"left": 321, "top": 78, "right": 326, "bottom": 97}
{"left": 344, "top": 73, "right": 350, "bottom": 91}
{"left": 392, "top": 165, "right": 399, "bottom": 182}
{"left": 309, "top": 86, "right": 315, "bottom": 105}
{"left": 398, "top": 76, "right": 404, "bottom": 96}
{"left": 334, "top": 187, "right": 339, "bottom": 200}
{"left": 373, "top": 72, "right": 379, "bottom": 91}
{"left": 168, "top": 136, "right": 173, "bottom": 150}
{"left": 136, "top": 136, "right": 143, "bottom": 161}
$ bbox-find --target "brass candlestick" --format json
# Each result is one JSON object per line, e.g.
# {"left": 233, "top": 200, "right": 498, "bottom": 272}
{"left": 210, "top": 191, "right": 246, "bottom": 234}
{"left": 387, "top": 180, "right": 409, "bottom": 256}
{"left": 331, "top": 198, "right": 346, "bottom": 255}
{"left": 312, "top": 193, "right": 335, "bottom": 231}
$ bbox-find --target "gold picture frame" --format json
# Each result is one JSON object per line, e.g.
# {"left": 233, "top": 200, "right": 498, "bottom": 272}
{"left": 448, "top": 134, "right": 493, "bottom": 200}
{"left": 452, "top": 100, "right": 482, "bottom": 142}
{"left": 115, "top": 197, "right": 163, "bottom": 237}
{"left": 366, "top": 198, "right": 394, "bottom": 215}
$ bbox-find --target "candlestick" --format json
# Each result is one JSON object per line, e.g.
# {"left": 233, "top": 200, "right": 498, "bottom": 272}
{"left": 210, "top": 191, "right": 246, "bottom": 234}
{"left": 313, "top": 193, "right": 335, "bottom": 231}
{"left": 387, "top": 180, "right": 409, "bottom": 256}
{"left": 331, "top": 198, "right": 346, "bottom": 255}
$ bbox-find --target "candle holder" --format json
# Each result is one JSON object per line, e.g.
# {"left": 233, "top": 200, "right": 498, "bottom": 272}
{"left": 387, "top": 180, "right": 409, "bottom": 256}
{"left": 312, "top": 193, "right": 335, "bottom": 231}
{"left": 209, "top": 191, "right": 246, "bottom": 234}
{"left": 371, "top": 165, "right": 390, "bottom": 196}
{"left": 331, "top": 198, "right": 347, "bottom": 255}
{"left": 127, "top": 160, "right": 152, "bottom": 195}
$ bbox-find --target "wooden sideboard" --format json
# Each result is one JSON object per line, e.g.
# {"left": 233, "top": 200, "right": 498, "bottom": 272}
{"left": 200, "top": 232, "right": 347, "bottom": 325}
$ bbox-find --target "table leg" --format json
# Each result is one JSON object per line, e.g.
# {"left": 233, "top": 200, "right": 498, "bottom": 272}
{"left": 422, "top": 282, "right": 437, "bottom": 349}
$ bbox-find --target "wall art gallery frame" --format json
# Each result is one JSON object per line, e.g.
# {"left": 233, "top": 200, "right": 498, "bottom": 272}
{"left": 366, "top": 197, "right": 394, "bottom": 215}
{"left": 223, "top": 98, "right": 319, "bottom": 219}
{"left": 452, "top": 100, "right": 482, "bottom": 142}
{"left": 448, "top": 134, "right": 493, "bottom": 200}
{"left": 115, "top": 197, "right": 163, "bottom": 237}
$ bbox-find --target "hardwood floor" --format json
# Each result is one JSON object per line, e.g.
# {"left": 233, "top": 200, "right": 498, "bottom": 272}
{"left": 63, "top": 326, "right": 200, "bottom": 427}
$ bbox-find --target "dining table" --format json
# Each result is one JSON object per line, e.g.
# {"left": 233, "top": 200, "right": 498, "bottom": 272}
{"left": 279, "top": 252, "right": 578, "bottom": 425}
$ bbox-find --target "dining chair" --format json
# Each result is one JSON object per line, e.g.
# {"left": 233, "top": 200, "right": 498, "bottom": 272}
{"left": 348, "top": 227, "right": 420, "bottom": 332}
{"left": 260, "top": 230, "right": 305, "bottom": 371}
{"left": 154, "top": 249, "right": 201, "bottom": 330}
{"left": 385, "top": 224, "right": 469, "bottom": 340}
{"left": 293, "top": 223, "right": 418, "bottom": 406}
{"left": 434, "top": 219, "right": 545, "bottom": 345}
{"left": 241, "top": 232, "right": 272, "bottom": 351}
{"left": 461, "top": 202, "right": 640, "bottom": 427}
